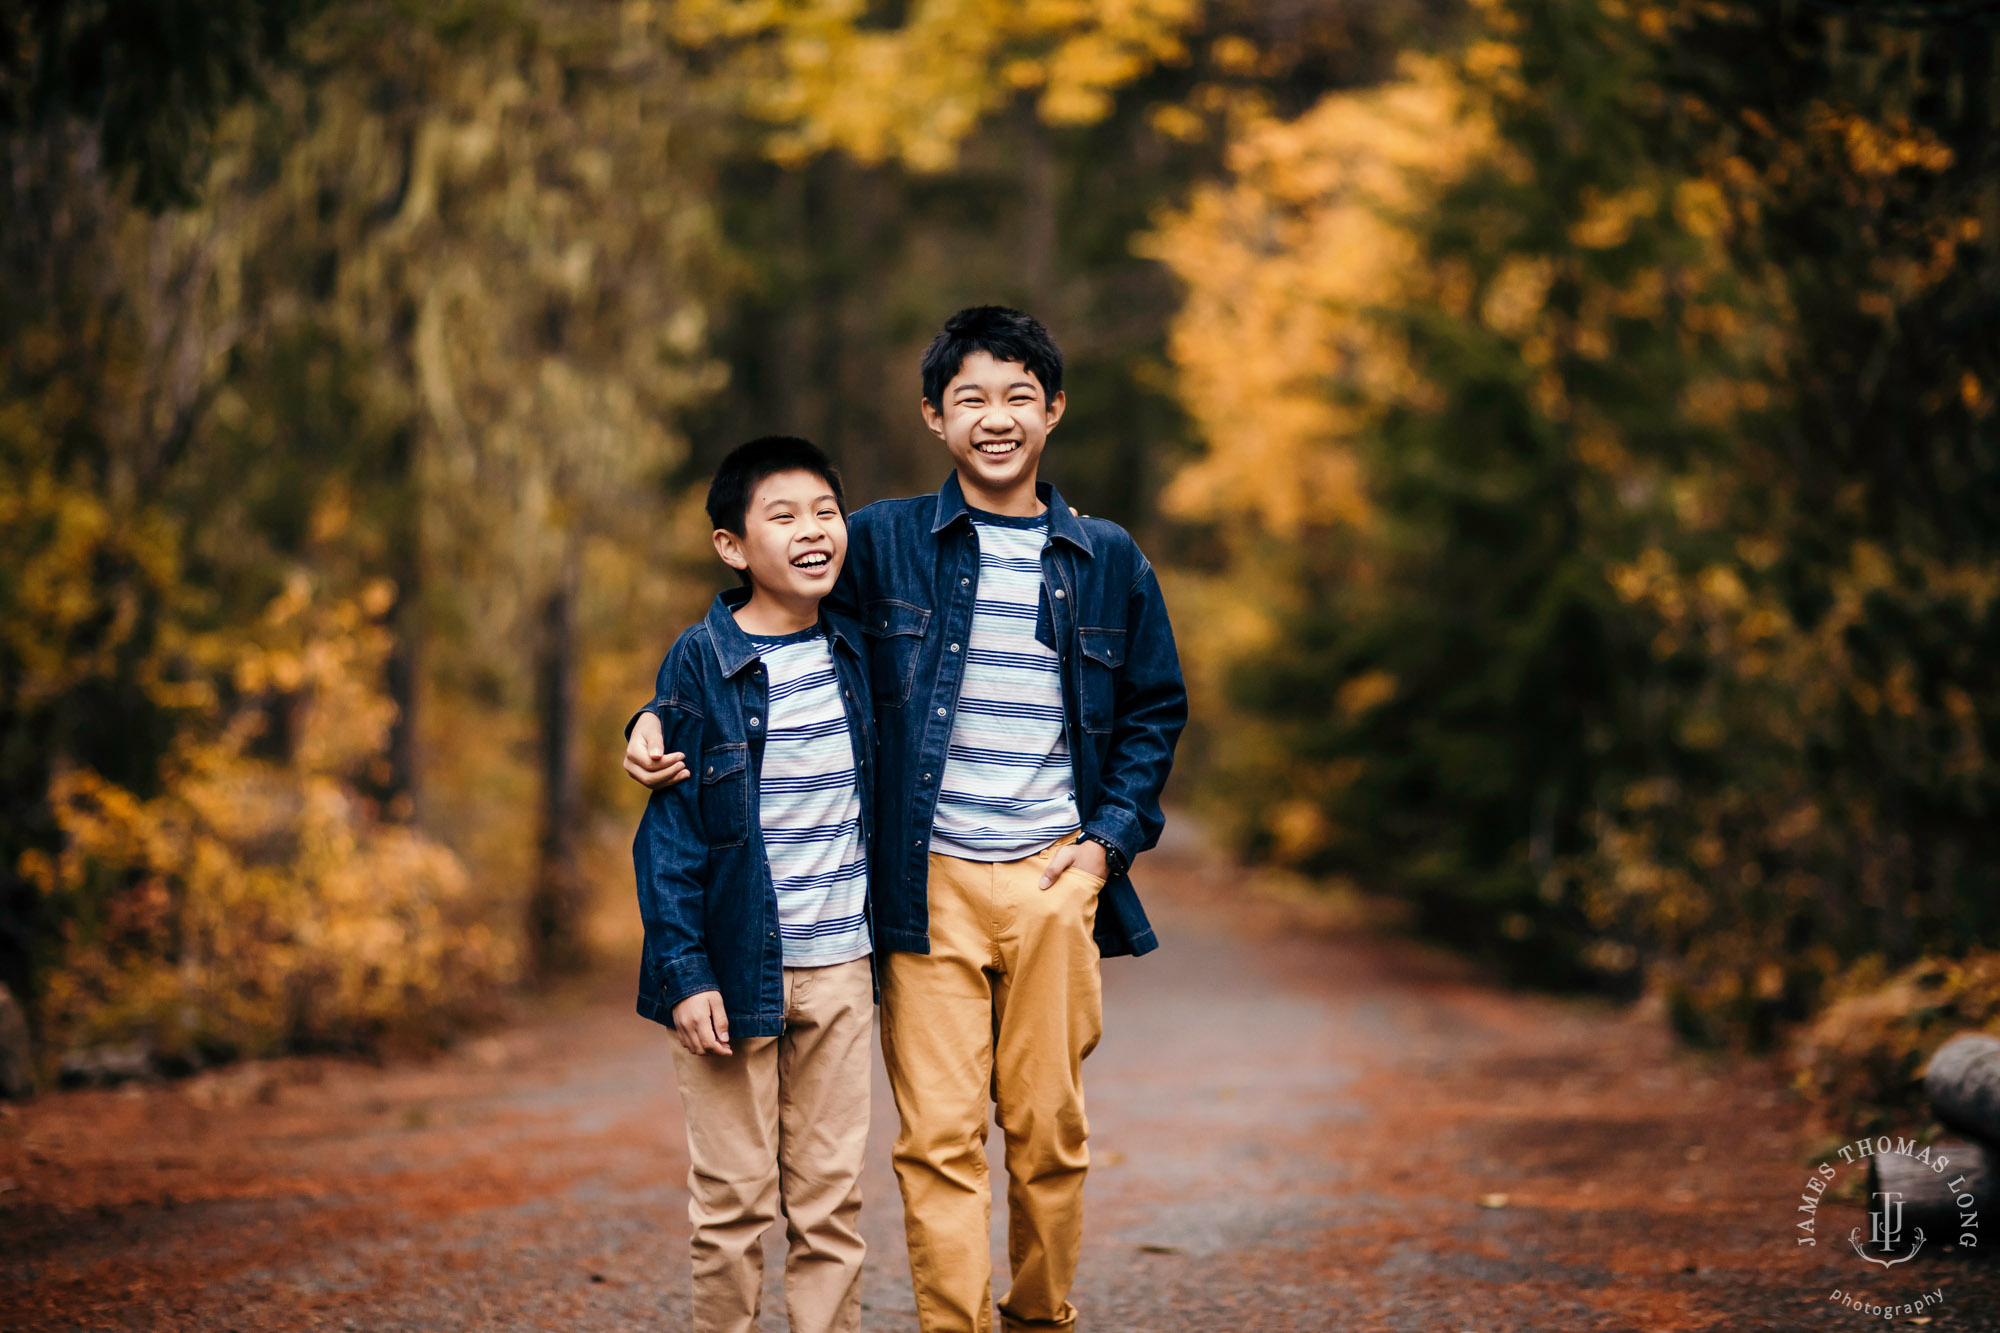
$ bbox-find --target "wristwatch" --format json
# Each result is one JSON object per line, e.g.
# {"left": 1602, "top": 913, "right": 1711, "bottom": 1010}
{"left": 1078, "top": 832, "right": 1126, "bottom": 877}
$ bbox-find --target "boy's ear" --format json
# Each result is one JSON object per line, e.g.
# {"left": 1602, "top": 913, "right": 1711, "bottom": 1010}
{"left": 920, "top": 396, "right": 946, "bottom": 440}
{"left": 1045, "top": 388, "right": 1065, "bottom": 431}
{"left": 712, "top": 528, "right": 749, "bottom": 571}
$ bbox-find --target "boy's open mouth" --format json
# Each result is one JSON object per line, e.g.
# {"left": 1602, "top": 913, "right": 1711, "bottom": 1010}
{"left": 791, "top": 551, "right": 831, "bottom": 570}
{"left": 973, "top": 439, "right": 1021, "bottom": 456}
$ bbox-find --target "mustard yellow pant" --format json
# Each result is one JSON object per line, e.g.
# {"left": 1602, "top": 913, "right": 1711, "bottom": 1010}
{"left": 880, "top": 838, "right": 1106, "bottom": 1333}
{"left": 670, "top": 956, "right": 874, "bottom": 1333}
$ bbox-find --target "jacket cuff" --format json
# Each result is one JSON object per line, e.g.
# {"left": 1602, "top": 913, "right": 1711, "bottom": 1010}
{"left": 1083, "top": 807, "right": 1142, "bottom": 874}
{"left": 650, "top": 951, "right": 720, "bottom": 1009}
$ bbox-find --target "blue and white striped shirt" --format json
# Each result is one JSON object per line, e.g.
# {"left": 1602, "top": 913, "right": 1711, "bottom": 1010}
{"left": 929, "top": 512, "right": 1078, "bottom": 861}
{"left": 749, "top": 627, "right": 871, "bottom": 967}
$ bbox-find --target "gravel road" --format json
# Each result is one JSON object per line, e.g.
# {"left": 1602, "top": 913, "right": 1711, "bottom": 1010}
{"left": 5, "top": 824, "right": 1997, "bottom": 1331}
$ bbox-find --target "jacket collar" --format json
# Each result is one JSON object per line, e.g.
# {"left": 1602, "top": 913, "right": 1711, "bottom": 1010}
{"left": 704, "top": 587, "right": 864, "bottom": 678}
{"left": 928, "top": 470, "right": 1095, "bottom": 557}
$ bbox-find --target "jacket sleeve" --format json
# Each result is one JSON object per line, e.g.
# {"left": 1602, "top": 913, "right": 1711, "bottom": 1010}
{"left": 822, "top": 506, "right": 869, "bottom": 620}
{"left": 632, "top": 651, "right": 719, "bottom": 1006}
{"left": 623, "top": 646, "right": 676, "bottom": 740}
{"left": 1082, "top": 557, "right": 1188, "bottom": 871}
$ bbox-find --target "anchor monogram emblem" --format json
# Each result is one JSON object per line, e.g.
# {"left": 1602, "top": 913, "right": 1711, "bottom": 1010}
{"left": 1849, "top": 1191, "right": 1926, "bottom": 1268}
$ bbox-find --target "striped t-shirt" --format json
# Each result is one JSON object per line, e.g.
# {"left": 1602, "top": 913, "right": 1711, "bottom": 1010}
{"left": 928, "top": 511, "right": 1079, "bottom": 861}
{"left": 748, "top": 626, "right": 871, "bottom": 967}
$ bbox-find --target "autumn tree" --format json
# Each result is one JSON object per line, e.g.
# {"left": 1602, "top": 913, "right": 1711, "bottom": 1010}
{"left": 1152, "top": 0, "right": 2000, "bottom": 1048}
{"left": 0, "top": 0, "right": 321, "bottom": 1047}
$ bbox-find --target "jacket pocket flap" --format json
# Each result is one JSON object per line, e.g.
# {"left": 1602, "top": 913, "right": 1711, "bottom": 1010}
{"left": 699, "top": 743, "right": 747, "bottom": 783}
{"left": 862, "top": 599, "right": 931, "bottom": 638}
{"left": 1078, "top": 627, "right": 1126, "bottom": 668}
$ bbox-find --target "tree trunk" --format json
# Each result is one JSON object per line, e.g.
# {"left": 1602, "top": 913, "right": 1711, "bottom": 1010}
{"left": 381, "top": 420, "right": 423, "bottom": 822}
{"left": 1020, "top": 106, "right": 1058, "bottom": 316}
{"left": 526, "top": 539, "right": 588, "bottom": 982}
{"left": 1926, "top": 1034, "right": 2000, "bottom": 1143}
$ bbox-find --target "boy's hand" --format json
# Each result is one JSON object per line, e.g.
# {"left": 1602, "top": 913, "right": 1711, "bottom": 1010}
{"left": 1039, "top": 836, "right": 1109, "bottom": 890}
{"left": 625, "top": 712, "right": 690, "bottom": 789}
{"left": 670, "top": 990, "right": 733, "bottom": 1056}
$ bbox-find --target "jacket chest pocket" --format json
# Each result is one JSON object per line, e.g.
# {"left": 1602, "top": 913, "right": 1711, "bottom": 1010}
{"left": 1077, "top": 627, "right": 1125, "bottom": 735}
{"left": 699, "top": 743, "right": 751, "bottom": 848}
{"left": 861, "top": 599, "right": 930, "bottom": 707}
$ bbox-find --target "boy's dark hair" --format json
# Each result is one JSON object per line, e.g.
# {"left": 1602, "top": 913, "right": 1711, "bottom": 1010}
{"left": 706, "top": 435, "right": 846, "bottom": 536}
{"left": 920, "top": 305, "right": 1064, "bottom": 408}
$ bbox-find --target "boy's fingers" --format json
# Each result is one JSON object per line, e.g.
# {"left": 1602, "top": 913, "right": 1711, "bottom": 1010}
{"left": 1038, "top": 847, "right": 1073, "bottom": 891}
{"left": 699, "top": 997, "right": 731, "bottom": 1054}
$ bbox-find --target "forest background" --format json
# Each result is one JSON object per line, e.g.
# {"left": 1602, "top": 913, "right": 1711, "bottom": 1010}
{"left": 4, "top": 0, "right": 1997, "bottom": 1126}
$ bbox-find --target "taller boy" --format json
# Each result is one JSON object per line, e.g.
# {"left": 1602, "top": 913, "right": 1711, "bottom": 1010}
{"left": 633, "top": 307, "right": 1186, "bottom": 1332}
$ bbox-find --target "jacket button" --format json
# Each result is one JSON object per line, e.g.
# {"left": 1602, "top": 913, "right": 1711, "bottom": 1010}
{"left": 936, "top": 707, "right": 947, "bottom": 717}
{"left": 950, "top": 643, "right": 960, "bottom": 652}
{"left": 705, "top": 766, "right": 715, "bottom": 776}
{"left": 923, "top": 772, "right": 932, "bottom": 782}
{"left": 1054, "top": 589, "right": 1065, "bottom": 600}
{"left": 960, "top": 577, "right": 970, "bottom": 586}
{"left": 749, "top": 717, "right": 761, "bottom": 727}
{"left": 881, "top": 619, "right": 889, "bottom": 628}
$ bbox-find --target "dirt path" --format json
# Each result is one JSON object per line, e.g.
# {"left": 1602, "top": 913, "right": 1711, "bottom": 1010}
{"left": 5, "top": 825, "right": 1997, "bottom": 1332}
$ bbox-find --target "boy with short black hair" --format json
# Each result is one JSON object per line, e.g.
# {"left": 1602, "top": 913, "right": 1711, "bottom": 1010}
{"left": 630, "top": 309, "right": 1186, "bottom": 1333}
{"left": 631, "top": 434, "right": 876, "bottom": 1333}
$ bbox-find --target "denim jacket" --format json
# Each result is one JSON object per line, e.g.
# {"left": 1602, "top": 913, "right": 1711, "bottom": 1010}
{"left": 833, "top": 473, "right": 1187, "bottom": 959}
{"left": 631, "top": 589, "right": 876, "bottom": 1038}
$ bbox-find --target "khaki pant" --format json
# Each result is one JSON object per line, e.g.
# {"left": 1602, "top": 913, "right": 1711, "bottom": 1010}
{"left": 671, "top": 956, "right": 874, "bottom": 1333}
{"left": 880, "top": 838, "right": 1105, "bottom": 1333}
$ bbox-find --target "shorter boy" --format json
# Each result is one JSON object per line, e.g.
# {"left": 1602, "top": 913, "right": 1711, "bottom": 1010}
{"left": 632, "top": 436, "right": 876, "bottom": 1333}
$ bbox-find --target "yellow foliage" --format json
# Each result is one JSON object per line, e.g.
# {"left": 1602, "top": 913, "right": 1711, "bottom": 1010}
{"left": 1142, "top": 55, "right": 1493, "bottom": 537}
{"left": 667, "top": 0, "right": 1198, "bottom": 169}
{"left": 24, "top": 581, "right": 515, "bottom": 1062}
{"left": 1813, "top": 107, "right": 1954, "bottom": 178}
{"left": 1794, "top": 951, "right": 2000, "bottom": 1128}
{"left": 1567, "top": 184, "right": 1656, "bottom": 249}
{"left": 1335, "top": 669, "right": 1397, "bottom": 719}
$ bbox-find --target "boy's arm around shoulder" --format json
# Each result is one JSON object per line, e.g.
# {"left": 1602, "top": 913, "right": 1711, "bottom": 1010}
{"left": 1082, "top": 535, "right": 1188, "bottom": 871}
{"left": 633, "top": 638, "right": 720, "bottom": 1006}
{"left": 623, "top": 646, "right": 673, "bottom": 740}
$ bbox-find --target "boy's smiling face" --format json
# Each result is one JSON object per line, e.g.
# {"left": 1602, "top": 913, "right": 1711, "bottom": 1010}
{"left": 921, "top": 349, "right": 1066, "bottom": 512}
{"left": 712, "top": 467, "right": 847, "bottom": 613}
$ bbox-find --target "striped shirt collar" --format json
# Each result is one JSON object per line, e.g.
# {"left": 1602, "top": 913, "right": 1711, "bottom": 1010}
{"left": 702, "top": 587, "right": 864, "bottom": 679}
{"left": 929, "top": 471, "right": 1095, "bottom": 558}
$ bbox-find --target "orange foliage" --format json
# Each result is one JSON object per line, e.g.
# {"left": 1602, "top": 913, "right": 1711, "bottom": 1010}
{"left": 21, "top": 579, "right": 514, "bottom": 1065}
{"left": 662, "top": 0, "right": 1198, "bottom": 168}
{"left": 1142, "top": 55, "right": 1494, "bottom": 538}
